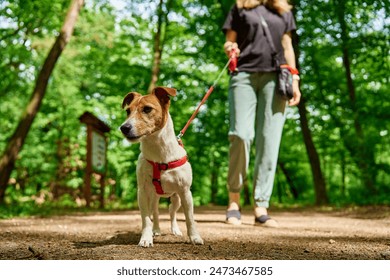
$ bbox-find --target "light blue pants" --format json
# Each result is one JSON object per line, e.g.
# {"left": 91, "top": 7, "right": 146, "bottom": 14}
{"left": 227, "top": 72, "right": 287, "bottom": 208}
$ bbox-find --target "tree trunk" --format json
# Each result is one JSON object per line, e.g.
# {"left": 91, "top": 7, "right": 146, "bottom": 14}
{"left": 0, "top": 0, "right": 84, "bottom": 204}
{"left": 291, "top": 26, "right": 329, "bottom": 205}
{"left": 335, "top": 0, "right": 376, "bottom": 192}
{"left": 147, "top": 0, "right": 172, "bottom": 94}
{"left": 297, "top": 100, "right": 328, "bottom": 205}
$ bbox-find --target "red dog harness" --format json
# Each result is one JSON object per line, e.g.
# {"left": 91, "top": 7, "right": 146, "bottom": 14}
{"left": 146, "top": 156, "right": 188, "bottom": 195}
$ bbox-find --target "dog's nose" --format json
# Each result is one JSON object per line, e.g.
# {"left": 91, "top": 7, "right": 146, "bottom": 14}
{"left": 120, "top": 124, "right": 130, "bottom": 135}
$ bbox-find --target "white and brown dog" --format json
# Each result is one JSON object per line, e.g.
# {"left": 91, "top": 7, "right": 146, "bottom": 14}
{"left": 120, "top": 86, "right": 204, "bottom": 247}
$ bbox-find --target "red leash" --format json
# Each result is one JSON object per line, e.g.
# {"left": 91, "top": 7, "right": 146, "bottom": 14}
{"left": 177, "top": 54, "right": 236, "bottom": 141}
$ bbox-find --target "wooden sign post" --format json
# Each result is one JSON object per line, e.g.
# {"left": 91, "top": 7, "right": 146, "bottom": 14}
{"left": 79, "top": 112, "right": 110, "bottom": 208}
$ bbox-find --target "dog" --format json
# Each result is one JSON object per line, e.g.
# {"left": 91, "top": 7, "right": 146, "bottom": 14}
{"left": 120, "top": 86, "right": 204, "bottom": 247}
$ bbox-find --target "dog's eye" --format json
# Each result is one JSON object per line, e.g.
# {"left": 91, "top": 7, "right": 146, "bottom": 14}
{"left": 143, "top": 106, "right": 152, "bottom": 114}
{"left": 126, "top": 109, "right": 131, "bottom": 116}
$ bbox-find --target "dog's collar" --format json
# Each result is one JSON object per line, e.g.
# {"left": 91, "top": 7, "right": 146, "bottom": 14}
{"left": 146, "top": 156, "right": 188, "bottom": 195}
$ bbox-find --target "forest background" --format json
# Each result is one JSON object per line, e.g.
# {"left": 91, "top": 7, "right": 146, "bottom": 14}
{"left": 0, "top": 0, "right": 389, "bottom": 218}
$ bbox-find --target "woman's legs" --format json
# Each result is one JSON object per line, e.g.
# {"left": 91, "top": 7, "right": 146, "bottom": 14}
{"left": 253, "top": 73, "right": 286, "bottom": 226}
{"left": 226, "top": 72, "right": 286, "bottom": 226}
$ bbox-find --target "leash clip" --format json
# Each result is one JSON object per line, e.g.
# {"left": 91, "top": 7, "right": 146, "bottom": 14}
{"left": 176, "top": 132, "right": 184, "bottom": 147}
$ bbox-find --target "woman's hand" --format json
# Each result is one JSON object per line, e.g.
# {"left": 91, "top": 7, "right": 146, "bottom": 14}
{"left": 282, "top": 32, "right": 301, "bottom": 106}
{"left": 224, "top": 41, "right": 240, "bottom": 57}
{"left": 289, "top": 79, "right": 301, "bottom": 106}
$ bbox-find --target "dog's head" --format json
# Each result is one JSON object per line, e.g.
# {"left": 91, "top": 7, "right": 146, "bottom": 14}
{"left": 120, "top": 86, "right": 177, "bottom": 142}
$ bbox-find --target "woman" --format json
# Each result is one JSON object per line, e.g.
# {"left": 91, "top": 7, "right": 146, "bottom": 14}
{"left": 223, "top": 0, "right": 301, "bottom": 227}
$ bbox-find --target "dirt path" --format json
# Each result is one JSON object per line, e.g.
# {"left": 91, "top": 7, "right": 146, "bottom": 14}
{"left": 1, "top": 206, "right": 390, "bottom": 260}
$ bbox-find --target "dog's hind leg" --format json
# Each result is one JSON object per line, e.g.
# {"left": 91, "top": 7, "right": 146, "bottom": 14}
{"left": 152, "top": 195, "right": 161, "bottom": 236}
{"left": 169, "top": 193, "right": 183, "bottom": 236}
{"left": 179, "top": 190, "right": 204, "bottom": 245}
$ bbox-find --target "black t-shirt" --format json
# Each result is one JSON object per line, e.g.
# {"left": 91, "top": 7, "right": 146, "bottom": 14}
{"left": 222, "top": 5, "right": 296, "bottom": 73}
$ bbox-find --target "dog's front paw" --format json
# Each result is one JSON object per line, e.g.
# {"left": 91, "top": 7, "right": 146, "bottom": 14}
{"left": 138, "top": 239, "right": 153, "bottom": 247}
{"left": 189, "top": 235, "right": 204, "bottom": 245}
{"left": 138, "top": 234, "right": 154, "bottom": 247}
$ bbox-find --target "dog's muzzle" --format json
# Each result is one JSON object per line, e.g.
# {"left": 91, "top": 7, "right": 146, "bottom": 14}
{"left": 120, "top": 123, "right": 140, "bottom": 141}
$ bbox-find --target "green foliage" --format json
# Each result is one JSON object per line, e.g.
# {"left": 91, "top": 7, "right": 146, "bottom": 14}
{"left": 0, "top": 0, "right": 389, "bottom": 217}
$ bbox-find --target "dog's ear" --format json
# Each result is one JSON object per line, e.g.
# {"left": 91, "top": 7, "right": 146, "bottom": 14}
{"left": 122, "top": 92, "right": 141, "bottom": 109}
{"left": 153, "top": 87, "right": 177, "bottom": 105}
